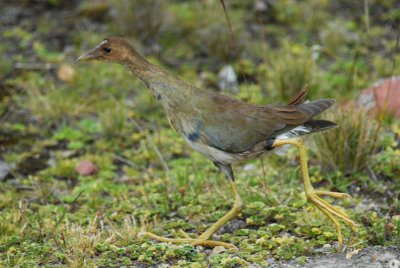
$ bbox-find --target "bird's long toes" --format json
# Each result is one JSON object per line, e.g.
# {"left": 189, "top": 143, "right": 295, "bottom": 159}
{"left": 191, "top": 239, "right": 238, "bottom": 250}
{"left": 314, "top": 190, "right": 352, "bottom": 199}
{"left": 314, "top": 195, "right": 358, "bottom": 230}
{"left": 308, "top": 193, "right": 353, "bottom": 224}
{"left": 138, "top": 231, "right": 237, "bottom": 249}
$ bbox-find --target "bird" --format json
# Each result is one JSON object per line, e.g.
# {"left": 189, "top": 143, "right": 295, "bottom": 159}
{"left": 77, "top": 37, "right": 358, "bottom": 251}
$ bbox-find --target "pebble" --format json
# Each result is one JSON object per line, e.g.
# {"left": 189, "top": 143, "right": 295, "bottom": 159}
{"left": 57, "top": 64, "right": 76, "bottom": 83}
{"left": 76, "top": 160, "right": 97, "bottom": 175}
{"left": 218, "top": 65, "right": 239, "bottom": 93}
{"left": 211, "top": 245, "right": 226, "bottom": 255}
{"left": 0, "top": 160, "right": 11, "bottom": 181}
{"left": 254, "top": 0, "right": 268, "bottom": 13}
{"left": 388, "top": 259, "right": 400, "bottom": 268}
{"left": 358, "top": 77, "right": 400, "bottom": 117}
{"left": 243, "top": 163, "right": 256, "bottom": 171}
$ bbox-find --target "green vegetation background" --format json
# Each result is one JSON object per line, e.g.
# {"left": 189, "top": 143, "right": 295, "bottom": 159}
{"left": 0, "top": 0, "right": 399, "bottom": 267}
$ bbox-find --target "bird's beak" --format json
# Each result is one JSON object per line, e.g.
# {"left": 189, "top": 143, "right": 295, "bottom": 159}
{"left": 76, "top": 47, "right": 101, "bottom": 63}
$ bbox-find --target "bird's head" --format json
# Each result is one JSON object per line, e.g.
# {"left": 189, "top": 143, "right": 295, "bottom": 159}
{"left": 77, "top": 37, "right": 133, "bottom": 63}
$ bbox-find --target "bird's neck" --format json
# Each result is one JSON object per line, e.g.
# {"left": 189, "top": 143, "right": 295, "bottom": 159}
{"left": 123, "top": 51, "right": 196, "bottom": 107}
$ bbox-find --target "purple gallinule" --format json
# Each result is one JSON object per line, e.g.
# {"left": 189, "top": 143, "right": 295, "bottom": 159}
{"left": 77, "top": 37, "right": 358, "bottom": 251}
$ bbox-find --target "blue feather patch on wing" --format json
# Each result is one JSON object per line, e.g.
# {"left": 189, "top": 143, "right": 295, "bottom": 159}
{"left": 187, "top": 131, "right": 200, "bottom": 142}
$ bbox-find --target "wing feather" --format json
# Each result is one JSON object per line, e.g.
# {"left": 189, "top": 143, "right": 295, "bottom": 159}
{"left": 193, "top": 91, "right": 334, "bottom": 153}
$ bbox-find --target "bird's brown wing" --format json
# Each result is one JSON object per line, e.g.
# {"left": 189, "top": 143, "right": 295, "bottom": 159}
{"left": 196, "top": 93, "right": 334, "bottom": 153}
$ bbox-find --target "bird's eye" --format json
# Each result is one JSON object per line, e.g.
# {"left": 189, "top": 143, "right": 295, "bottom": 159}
{"left": 103, "top": 47, "right": 112, "bottom": 54}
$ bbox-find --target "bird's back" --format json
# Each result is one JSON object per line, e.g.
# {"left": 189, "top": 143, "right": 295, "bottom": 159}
{"left": 179, "top": 90, "right": 335, "bottom": 154}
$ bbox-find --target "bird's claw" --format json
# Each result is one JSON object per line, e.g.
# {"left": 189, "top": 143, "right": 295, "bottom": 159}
{"left": 138, "top": 231, "right": 238, "bottom": 250}
{"left": 306, "top": 190, "right": 358, "bottom": 252}
{"left": 313, "top": 190, "right": 352, "bottom": 199}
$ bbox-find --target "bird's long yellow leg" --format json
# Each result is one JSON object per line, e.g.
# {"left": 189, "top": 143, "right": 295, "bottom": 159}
{"left": 272, "top": 137, "right": 358, "bottom": 252}
{"left": 139, "top": 180, "right": 243, "bottom": 249}
{"left": 197, "top": 181, "right": 243, "bottom": 241}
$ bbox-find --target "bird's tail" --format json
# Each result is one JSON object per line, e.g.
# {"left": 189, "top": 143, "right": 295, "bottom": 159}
{"left": 273, "top": 120, "right": 336, "bottom": 156}
{"left": 274, "top": 87, "right": 337, "bottom": 155}
{"left": 288, "top": 85, "right": 309, "bottom": 106}
{"left": 288, "top": 85, "right": 336, "bottom": 123}
{"left": 275, "top": 85, "right": 337, "bottom": 140}
{"left": 304, "top": 119, "right": 337, "bottom": 134}
{"left": 296, "top": 99, "right": 336, "bottom": 120}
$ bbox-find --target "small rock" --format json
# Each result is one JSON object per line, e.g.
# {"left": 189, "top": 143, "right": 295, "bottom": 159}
{"left": 196, "top": 245, "right": 204, "bottom": 251}
{"left": 204, "top": 249, "right": 212, "bottom": 255}
{"left": 218, "top": 65, "right": 239, "bottom": 93}
{"left": 0, "top": 160, "right": 11, "bottom": 181}
{"left": 254, "top": 0, "right": 268, "bottom": 13}
{"left": 57, "top": 64, "right": 76, "bottom": 82}
{"left": 60, "top": 150, "right": 78, "bottom": 158}
{"left": 243, "top": 163, "right": 256, "bottom": 171}
{"left": 358, "top": 77, "right": 400, "bottom": 117}
{"left": 76, "top": 160, "right": 97, "bottom": 176}
{"left": 388, "top": 259, "right": 400, "bottom": 268}
{"left": 116, "top": 175, "right": 130, "bottom": 183}
{"left": 346, "top": 249, "right": 360, "bottom": 260}
{"left": 212, "top": 245, "right": 226, "bottom": 255}
{"left": 216, "top": 219, "right": 247, "bottom": 234}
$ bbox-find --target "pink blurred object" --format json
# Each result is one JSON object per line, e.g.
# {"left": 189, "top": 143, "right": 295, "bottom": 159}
{"left": 358, "top": 77, "right": 400, "bottom": 118}
{"left": 76, "top": 160, "right": 97, "bottom": 176}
